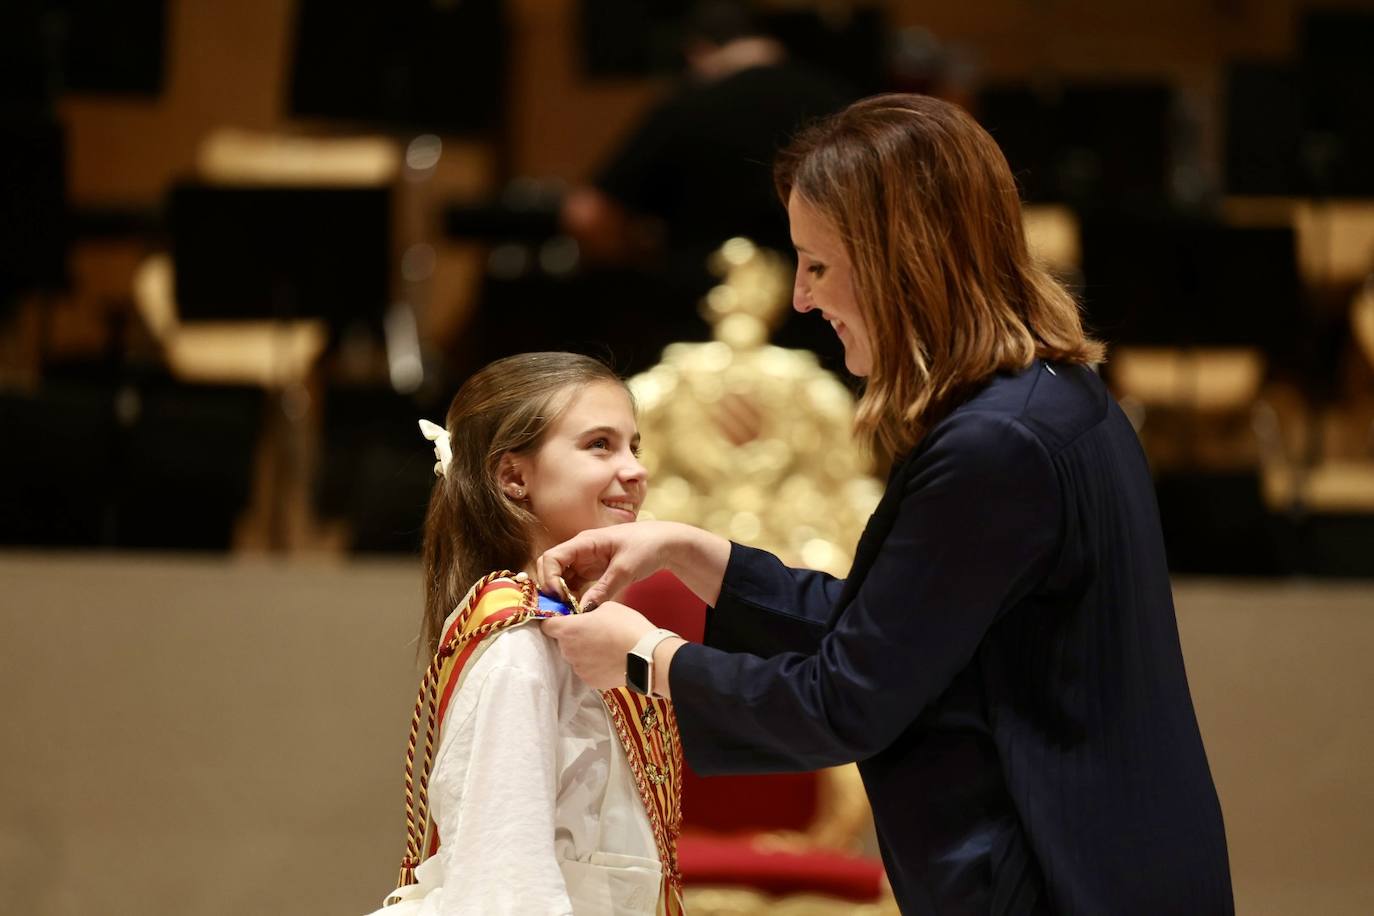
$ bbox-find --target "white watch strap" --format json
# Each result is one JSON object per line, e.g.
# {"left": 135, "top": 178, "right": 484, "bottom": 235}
{"left": 630, "top": 627, "right": 680, "bottom": 660}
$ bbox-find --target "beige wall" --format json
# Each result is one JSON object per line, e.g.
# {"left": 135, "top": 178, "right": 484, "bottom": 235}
{"left": 1, "top": 552, "right": 1372, "bottom": 915}
{"left": 1179, "top": 579, "right": 1374, "bottom": 914}
{"left": 0, "top": 553, "right": 421, "bottom": 915}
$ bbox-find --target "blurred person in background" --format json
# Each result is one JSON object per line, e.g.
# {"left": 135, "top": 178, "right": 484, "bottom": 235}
{"left": 560, "top": 0, "right": 849, "bottom": 371}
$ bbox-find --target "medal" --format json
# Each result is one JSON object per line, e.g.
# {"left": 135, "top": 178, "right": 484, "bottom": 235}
{"left": 536, "top": 575, "right": 583, "bottom": 615}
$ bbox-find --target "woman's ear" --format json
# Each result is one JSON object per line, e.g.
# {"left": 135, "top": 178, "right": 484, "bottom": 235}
{"left": 497, "top": 453, "right": 529, "bottom": 501}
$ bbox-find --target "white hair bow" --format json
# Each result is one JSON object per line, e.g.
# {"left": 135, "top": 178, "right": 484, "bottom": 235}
{"left": 418, "top": 419, "right": 453, "bottom": 478}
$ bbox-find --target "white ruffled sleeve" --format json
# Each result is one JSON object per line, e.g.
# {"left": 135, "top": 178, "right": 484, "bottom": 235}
{"left": 419, "top": 659, "right": 574, "bottom": 916}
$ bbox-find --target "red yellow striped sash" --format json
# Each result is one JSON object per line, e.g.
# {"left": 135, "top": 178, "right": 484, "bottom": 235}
{"left": 601, "top": 687, "right": 686, "bottom": 915}
{"left": 391, "top": 571, "right": 684, "bottom": 915}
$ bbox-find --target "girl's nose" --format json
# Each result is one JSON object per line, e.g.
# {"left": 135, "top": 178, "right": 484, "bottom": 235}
{"left": 622, "top": 454, "right": 648, "bottom": 485}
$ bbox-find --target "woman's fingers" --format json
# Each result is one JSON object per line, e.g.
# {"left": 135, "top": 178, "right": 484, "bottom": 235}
{"left": 537, "top": 520, "right": 687, "bottom": 606}
{"left": 535, "top": 530, "right": 606, "bottom": 595}
{"left": 536, "top": 526, "right": 636, "bottom": 598}
{"left": 533, "top": 539, "right": 571, "bottom": 594}
{"left": 579, "top": 559, "right": 629, "bottom": 611}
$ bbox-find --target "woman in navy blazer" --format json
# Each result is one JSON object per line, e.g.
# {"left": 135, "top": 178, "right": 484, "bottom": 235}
{"left": 542, "top": 94, "right": 1233, "bottom": 915}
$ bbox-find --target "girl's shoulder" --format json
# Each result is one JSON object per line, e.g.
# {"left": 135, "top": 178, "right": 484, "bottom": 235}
{"left": 435, "top": 571, "right": 562, "bottom": 693}
{"left": 452, "top": 575, "right": 563, "bottom": 694}
{"left": 468, "top": 572, "right": 538, "bottom": 623}
{"left": 437, "top": 571, "right": 539, "bottom": 642}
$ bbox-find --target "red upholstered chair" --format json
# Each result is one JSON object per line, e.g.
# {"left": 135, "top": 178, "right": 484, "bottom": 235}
{"left": 624, "top": 572, "right": 892, "bottom": 915}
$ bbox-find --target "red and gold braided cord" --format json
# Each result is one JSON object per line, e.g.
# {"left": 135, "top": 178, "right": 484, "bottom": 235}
{"left": 393, "top": 571, "right": 536, "bottom": 893}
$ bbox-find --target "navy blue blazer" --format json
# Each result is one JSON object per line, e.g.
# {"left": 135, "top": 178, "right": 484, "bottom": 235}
{"left": 669, "top": 360, "right": 1233, "bottom": 915}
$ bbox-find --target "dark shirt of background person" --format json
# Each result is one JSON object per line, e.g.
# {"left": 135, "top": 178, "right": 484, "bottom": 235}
{"left": 562, "top": 1, "right": 852, "bottom": 374}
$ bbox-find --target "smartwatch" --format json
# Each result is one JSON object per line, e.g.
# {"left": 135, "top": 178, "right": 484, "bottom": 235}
{"left": 626, "top": 628, "right": 679, "bottom": 697}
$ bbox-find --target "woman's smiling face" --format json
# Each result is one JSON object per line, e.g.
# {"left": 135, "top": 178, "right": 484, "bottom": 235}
{"left": 788, "top": 190, "right": 872, "bottom": 377}
{"left": 512, "top": 380, "right": 647, "bottom": 556}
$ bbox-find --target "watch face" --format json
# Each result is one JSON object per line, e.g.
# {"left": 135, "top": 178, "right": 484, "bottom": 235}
{"left": 626, "top": 652, "right": 651, "bottom": 695}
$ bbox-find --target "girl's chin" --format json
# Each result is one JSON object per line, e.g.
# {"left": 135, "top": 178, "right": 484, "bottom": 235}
{"left": 545, "top": 507, "right": 639, "bottom": 544}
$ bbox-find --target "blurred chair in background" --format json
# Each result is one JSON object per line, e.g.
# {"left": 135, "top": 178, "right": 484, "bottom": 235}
{"left": 1260, "top": 278, "right": 1374, "bottom": 575}
{"left": 1076, "top": 216, "right": 1307, "bottom": 574}
{"left": 1213, "top": 199, "right": 1374, "bottom": 576}
{"left": 131, "top": 131, "right": 402, "bottom": 553}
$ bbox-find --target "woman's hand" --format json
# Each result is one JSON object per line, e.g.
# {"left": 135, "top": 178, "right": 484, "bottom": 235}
{"left": 536, "top": 520, "right": 728, "bottom": 611}
{"left": 541, "top": 602, "right": 657, "bottom": 690}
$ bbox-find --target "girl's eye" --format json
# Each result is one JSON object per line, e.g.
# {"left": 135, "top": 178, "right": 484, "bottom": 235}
{"left": 807, "top": 264, "right": 826, "bottom": 278}
{"left": 588, "top": 437, "right": 610, "bottom": 451}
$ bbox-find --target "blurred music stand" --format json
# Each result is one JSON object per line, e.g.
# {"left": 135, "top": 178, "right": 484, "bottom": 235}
{"left": 1081, "top": 218, "right": 1305, "bottom": 573}
{"left": 1079, "top": 218, "right": 1302, "bottom": 358}
{"left": 170, "top": 183, "right": 391, "bottom": 336}
{"left": 1223, "top": 62, "right": 1308, "bottom": 197}
{"left": 289, "top": 0, "right": 508, "bottom": 138}
{"left": 58, "top": 0, "right": 168, "bottom": 97}
{"left": 0, "top": 118, "right": 67, "bottom": 324}
{"left": 977, "top": 82, "right": 1174, "bottom": 210}
{"left": 1225, "top": 11, "right": 1374, "bottom": 199}
{"left": 165, "top": 183, "right": 393, "bottom": 551}
{"left": 1299, "top": 10, "right": 1374, "bottom": 199}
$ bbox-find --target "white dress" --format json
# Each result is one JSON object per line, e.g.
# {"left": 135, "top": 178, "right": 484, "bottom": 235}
{"left": 371, "top": 622, "right": 662, "bottom": 916}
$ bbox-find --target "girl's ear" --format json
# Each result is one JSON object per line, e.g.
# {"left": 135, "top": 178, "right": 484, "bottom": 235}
{"left": 497, "top": 453, "right": 529, "bottom": 501}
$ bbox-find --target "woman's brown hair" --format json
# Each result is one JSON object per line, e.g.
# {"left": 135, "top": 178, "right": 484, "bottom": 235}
{"left": 419, "top": 352, "right": 624, "bottom": 656}
{"left": 775, "top": 93, "right": 1105, "bottom": 459}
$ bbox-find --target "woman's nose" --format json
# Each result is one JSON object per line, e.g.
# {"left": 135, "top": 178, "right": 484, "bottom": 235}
{"left": 793, "top": 270, "right": 813, "bottom": 313}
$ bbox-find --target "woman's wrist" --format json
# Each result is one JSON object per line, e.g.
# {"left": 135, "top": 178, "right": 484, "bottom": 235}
{"left": 652, "top": 636, "right": 687, "bottom": 699}
{"left": 666, "top": 524, "right": 730, "bottom": 606}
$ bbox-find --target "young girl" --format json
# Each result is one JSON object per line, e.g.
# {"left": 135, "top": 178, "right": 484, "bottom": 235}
{"left": 371, "top": 353, "right": 684, "bottom": 916}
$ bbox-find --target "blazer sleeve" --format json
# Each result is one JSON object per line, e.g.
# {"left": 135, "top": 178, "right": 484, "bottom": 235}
{"left": 701, "top": 543, "right": 846, "bottom": 658}
{"left": 669, "top": 412, "right": 1062, "bottom": 774}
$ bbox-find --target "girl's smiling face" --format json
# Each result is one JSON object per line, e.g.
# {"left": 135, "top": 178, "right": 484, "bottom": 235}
{"left": 506, "top": 380, "right": 647, "bottom": 557}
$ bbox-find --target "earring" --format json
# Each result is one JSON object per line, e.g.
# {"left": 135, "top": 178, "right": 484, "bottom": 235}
{"left": 512, "top": 487, "right": 525, "bottom": 499}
